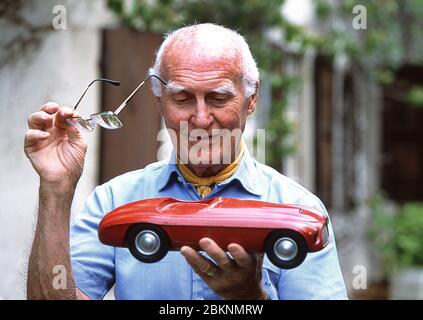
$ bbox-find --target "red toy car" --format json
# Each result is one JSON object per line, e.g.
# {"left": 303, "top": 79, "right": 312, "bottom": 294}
{"left": 98, "top": 197, "right": 329, "bottom": 269}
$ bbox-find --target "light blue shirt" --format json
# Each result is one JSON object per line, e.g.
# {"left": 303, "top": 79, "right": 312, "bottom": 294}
{"left": 70, "top": 148, "right": 347, "bottom": 300}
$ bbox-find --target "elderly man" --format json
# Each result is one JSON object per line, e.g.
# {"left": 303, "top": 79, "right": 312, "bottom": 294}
{"left": 25, "top": 23, "right": 347, "bottom": 300}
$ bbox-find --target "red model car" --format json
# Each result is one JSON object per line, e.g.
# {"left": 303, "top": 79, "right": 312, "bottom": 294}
{"left": 98, "top": 197, "right": 329, "bottom": 269}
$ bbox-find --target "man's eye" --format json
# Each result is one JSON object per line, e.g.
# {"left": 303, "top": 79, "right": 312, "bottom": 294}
{"left": 172, "top": 92, "right": 190, "bottom": 103}
{"left": 172, "top": 95, "right": 191, "bottom": 104}
{"left": 209, "top": 95, "right": 230, "bottom": 104}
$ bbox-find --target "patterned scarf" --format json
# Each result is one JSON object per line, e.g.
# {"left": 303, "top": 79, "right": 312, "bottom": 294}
{"left": 177, "top": 141, "right": 245, "bottom": 198}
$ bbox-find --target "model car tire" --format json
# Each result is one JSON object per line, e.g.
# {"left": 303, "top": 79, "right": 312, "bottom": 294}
{"left": 264, "top": 229, "right": 308, "bottom": 269}
{"left": 126, "top": 224, "right": 170, "bottom": 263}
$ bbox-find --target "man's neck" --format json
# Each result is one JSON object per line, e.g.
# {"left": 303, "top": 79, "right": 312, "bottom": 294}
{"left": 186, "top": 163, "right": 229, "bottom": 178}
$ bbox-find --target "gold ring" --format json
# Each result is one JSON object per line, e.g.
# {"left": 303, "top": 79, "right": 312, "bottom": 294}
{"left": 204, "top": 265, "right": 217, "bottom": 277}
{"left": 206, "top": 268, "right": 217, "bottom": 277}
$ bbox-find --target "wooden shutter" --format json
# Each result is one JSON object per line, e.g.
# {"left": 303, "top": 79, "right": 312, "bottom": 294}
{"left": 100, "top": 29, "right": 163, "bottom": 184}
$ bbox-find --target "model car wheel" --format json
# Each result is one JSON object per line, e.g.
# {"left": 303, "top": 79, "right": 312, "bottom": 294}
{"left": 126, "top": 224, "right": 169, "bottom": 263}
{"left": 264, "top": 229, "right": 308, "bottom": 269}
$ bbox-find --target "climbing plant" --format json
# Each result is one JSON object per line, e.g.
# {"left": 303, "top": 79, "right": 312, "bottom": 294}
{"left": 0, "top": 0, "right": 54, "bottom": 66}
{"left": 313, "top": 0, "right": 423, "bottom": 107}
{"left": 107, "top": 0, "right": 423, "bottom": 169}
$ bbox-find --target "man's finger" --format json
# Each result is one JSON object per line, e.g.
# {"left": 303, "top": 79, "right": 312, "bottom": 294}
{"left": 183, "top": 256, "right": 215, "bottom": 282}
{"left": 53, "top": 106, "right": 77, "bottom": 130}
{"left": 39, "top": 102, "right": 60, "bottom": 114}
{"left": 199, "top": 238, "right": 233, "bottom": 270}
{"left": 227, "top": 243, "right": 254, "bottom": 268}
{"left": 24, "top": 129, "right": 50, "bottom": 149}
{"left": 27, "top": 111, "right": 54, "bottom": 130}
{"left": 180, "top": 246, "right": 218, "bottom": 276}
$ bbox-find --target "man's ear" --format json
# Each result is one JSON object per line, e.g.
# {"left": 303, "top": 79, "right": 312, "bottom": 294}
{"left": 246, "top": 81, "right": 259, "bottom": 116}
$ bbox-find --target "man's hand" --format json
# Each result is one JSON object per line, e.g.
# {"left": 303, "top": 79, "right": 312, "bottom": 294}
{"left": 24, "top": 102, "right": 87, "bottom": 187}
{"left": 180, "top": 238, "right": 267, "bottom": 300}
{"left": 25, "top": 102, "right": 90, "bottom": 299}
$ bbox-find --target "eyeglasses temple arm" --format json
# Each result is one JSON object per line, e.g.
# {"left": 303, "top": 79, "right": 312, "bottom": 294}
{"left": 73, "top": 83, "right": 92, "bottom": 110}
{"left": 73, "top": 78, "right": 120, "bottom": 110}
{"left": 113, "top": 75, "right": 167, "bottom": 115}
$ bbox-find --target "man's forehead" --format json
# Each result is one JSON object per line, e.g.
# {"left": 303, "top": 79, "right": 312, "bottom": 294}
{"left": 161, "top": 47, "right": 244, "bottom": 93}
{"left": 162, "top": 46, "right": 243, "bottom": 76}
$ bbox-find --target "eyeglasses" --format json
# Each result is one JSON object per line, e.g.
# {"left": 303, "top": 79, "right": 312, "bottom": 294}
{"left": 66, "top": 75, "right": 168, "bottom": 132}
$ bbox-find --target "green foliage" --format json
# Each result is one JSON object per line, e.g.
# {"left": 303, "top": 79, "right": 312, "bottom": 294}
{"left": 406, "top": 86, "right": 423, "bottom": 108}
{"left": 107, "top": 0, "right": 179, "bottom": 32}
{"left": 106, "top": 0, "right": 423, "bottom": 167}
{"left": 369, "top": 195, "right": 423, "bottom": 275}
{"left": 107, "top": 0, "right": 288, "bottom": 34}
{"left": 313, "top": 0, "right": 423, "bottom": 80}
{"left": 265, "top": 73, "right": 300, "bottom": 169}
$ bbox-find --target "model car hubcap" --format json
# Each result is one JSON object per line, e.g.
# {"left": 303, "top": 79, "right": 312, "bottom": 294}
{"left": 135, "top": 230, "right": 160, "bottom": 255}
{"left": 274, "top": 237, "right": 298, "bottom": 261}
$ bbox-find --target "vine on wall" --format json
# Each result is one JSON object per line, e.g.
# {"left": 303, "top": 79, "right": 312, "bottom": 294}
{"left": 106, "top": 0, "right": 423, "bottom": 169}
{"left": 0, "top": 0, "right": 54, "bottom": 67}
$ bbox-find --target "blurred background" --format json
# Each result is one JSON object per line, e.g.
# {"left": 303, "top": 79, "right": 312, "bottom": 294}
{"left": 1, "top": 0, "right": 423, "bottom": 300}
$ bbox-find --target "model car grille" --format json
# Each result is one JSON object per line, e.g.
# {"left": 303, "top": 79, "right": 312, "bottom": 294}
{"left": 322, "top": 224, "right": 329, "bottom": 246}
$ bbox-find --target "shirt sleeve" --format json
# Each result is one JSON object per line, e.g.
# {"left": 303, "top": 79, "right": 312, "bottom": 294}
{"left": 70, "top": 185, "right": 115, "bottom": 300}
{"left": 277, "top": 195, "right": 348, "bottom": 299}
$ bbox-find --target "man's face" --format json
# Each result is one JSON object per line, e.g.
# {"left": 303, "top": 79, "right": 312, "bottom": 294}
{"left": 156, "top": 50, "right": 257, "bottom": 168}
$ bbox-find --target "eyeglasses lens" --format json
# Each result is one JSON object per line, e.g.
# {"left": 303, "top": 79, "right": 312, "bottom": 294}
{"left": 91, "top": 112, "right": 123, "bottom": 129}
{"left": 66, "top": 117, "right": 95, "bottom": 132}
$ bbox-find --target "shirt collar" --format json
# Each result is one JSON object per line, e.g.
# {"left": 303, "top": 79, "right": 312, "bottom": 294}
{"left": 157, "top": 147, "right": 264, "bottom": 196}
{"left": 157, "top": 150, "right": 180, "bottom": 192}
{"left": 223, "top": 147, "right": 264, "bottom": 196}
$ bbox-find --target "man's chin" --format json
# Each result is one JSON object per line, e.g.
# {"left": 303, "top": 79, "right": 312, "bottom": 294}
{"left": 179, "top": 149, "right": 232, "bottom": 166}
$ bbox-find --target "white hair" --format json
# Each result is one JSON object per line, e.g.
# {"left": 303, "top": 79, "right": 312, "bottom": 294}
{"left": 149, "top": 23, "right": 259, "bottom": 98}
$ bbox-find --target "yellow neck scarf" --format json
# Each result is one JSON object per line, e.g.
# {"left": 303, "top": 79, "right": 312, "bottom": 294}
{"left": 177, "top": 141, "right": 245, "bottom": 198}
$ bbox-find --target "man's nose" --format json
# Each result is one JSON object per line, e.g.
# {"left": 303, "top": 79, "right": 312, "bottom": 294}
{"left": 190, "top": 100, "right": 213, "bottom": 129}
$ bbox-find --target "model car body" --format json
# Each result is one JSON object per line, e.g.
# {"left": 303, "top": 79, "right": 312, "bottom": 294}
{"left": 98, "top": 197, "right": 329, "bottom": 269}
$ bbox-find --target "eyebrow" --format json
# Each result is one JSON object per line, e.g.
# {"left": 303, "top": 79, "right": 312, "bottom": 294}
{"left": 165, "top": 81, "right": 237, "bottom": 96}
{"left": 165, "top": 81, "right": 186, "bottom": 94}
{"left": 210, "top": 84, "right": 237, "bottom": 96}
